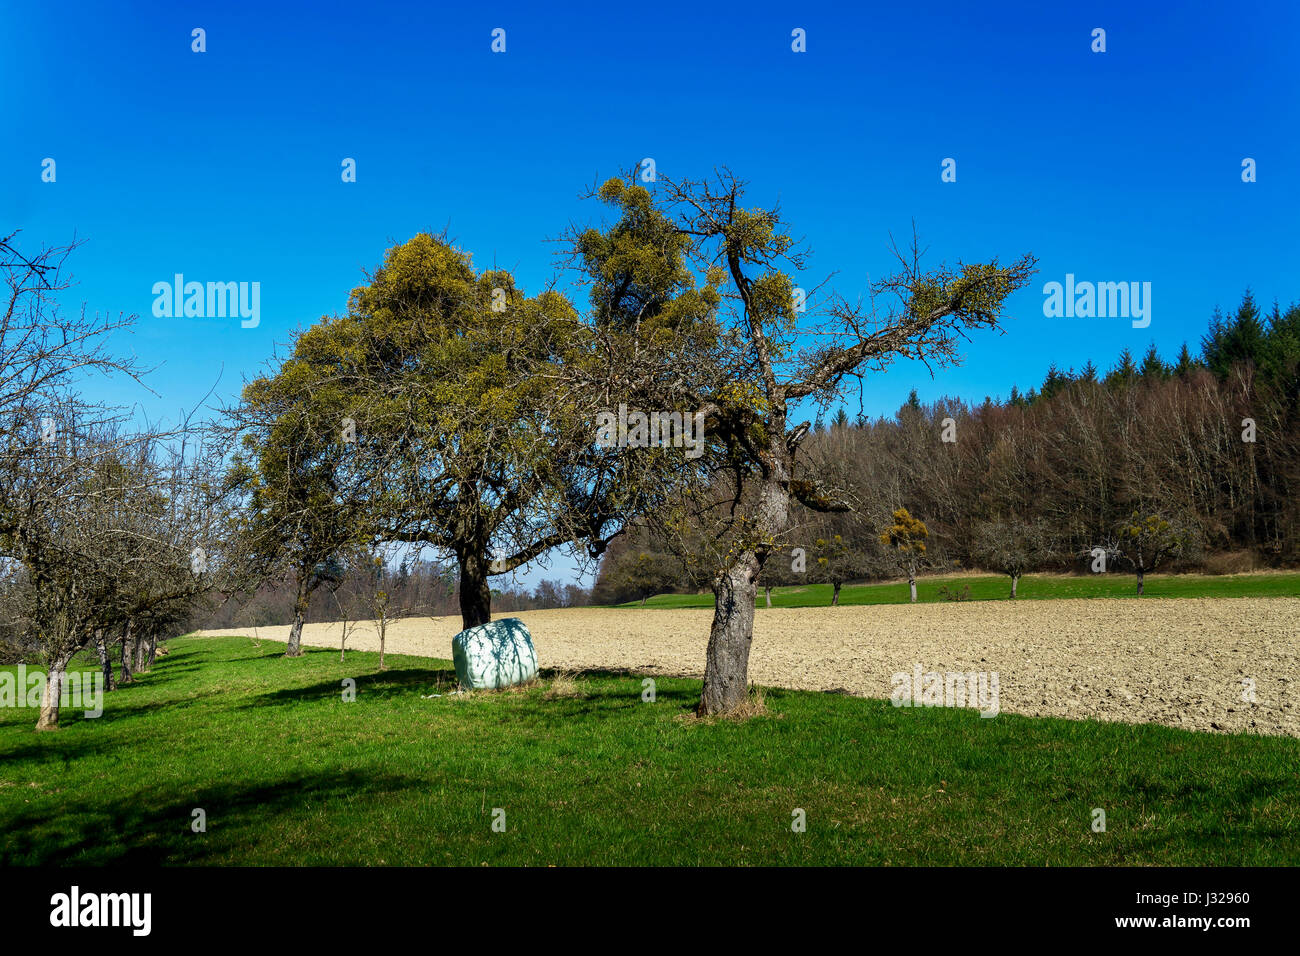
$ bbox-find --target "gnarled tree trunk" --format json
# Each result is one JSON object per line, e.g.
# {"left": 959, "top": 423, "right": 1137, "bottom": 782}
{"left": 457, "top": 551, "right": 492, "bottom": 631}
{"left": 286, "top": 578, "right": 310, "bottom": 657}
{"left": 36, "top": 652, "right": 72, "bottom": 731}
{"left": 699, "top": 450, "right": 790, "bottom": 716}
{"left": 700, "top": 555, "right": 761, "bottom": 715}
{"left": 93, "top": 630, "right": 116, "bottom": 692}
{"left": 134, "top": 630, "right": 151, "bottom": 672}
{"left": 832, "top": 581, "right": 841, "bottom": 606}
{"left": 119, "top": 619, "right": 135, "bottom": 684}
{"left": 1010, "top": 573, "right": 1019, "bottom": 599}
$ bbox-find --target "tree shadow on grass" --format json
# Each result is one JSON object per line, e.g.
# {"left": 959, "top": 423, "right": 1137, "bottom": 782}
{"left": 0, "top": 768, "right": 432, "bottom": 865}
{"left": 236, "top": 667, "right": 459, "bottom": 709}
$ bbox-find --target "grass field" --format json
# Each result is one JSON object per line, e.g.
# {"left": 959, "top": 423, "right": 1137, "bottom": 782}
{"left": 617, "top": 570, "right": 1300, "bottom": 608}
{"left": 2, "top": 635, "right": 1297, "bottom": 865}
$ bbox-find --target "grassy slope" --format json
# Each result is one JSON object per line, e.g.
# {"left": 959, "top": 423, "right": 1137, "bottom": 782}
{"left": 617, "top": 571, "right": 1300, "bottom": 609}
{"left": 2, "top": 636, "right": 1296, "bottom": 866}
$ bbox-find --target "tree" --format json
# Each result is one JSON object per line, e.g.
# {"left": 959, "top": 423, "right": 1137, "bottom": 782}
{"left": 1115, "top": 512, "right": 1190, "bottom": 596}
{"left": 1202, "top": 292, "right": 1267, "bottom": 379}
{"left": 1104, "top": 348, "right": 1138, "bottom": 389}
{"left": 756, "top": 546, "right": 801, "bottom": 607}
{"left": 0, "top": 235, "right": 223, "bottom": 729}
{"left": 592, "top": 528, "right": 684, "bottom": 605}
{"left": 1, "top": 418, "right": 219, "bottom": 729}
{"left": 972, "top": 517, "right": 1056, "bottom": 598}
{"left": 623, "top": 551, "right": 683, "bottom": 605}
{"left": 577, "top": 171, "right": 1034, "bottom": 714}
{"left": 805, "top": 503, "right": 882, "bottom": 605}
{"left": 880, "top": 508, "right": 929, "bottom": 603}
{"left": 1139, "top": 344, "right": 1169, "bottom": 381}
{"left": 251, "top": 234, "right": 652, "bottom": 633}
{"left": 225, "top": 370, "right": 371, "bottom": 657}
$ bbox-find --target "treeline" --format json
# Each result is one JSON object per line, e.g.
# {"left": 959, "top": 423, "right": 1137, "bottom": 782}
{"left": 594, "top": 291, "right": 1300, "bottom": 603}
{"left": 199, "top": 557, "right": 590, "bottom": 630}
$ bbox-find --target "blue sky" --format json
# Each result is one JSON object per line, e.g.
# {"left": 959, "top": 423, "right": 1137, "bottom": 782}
{"left": 3, "top": 0, "right": 1296, "bottom": 587}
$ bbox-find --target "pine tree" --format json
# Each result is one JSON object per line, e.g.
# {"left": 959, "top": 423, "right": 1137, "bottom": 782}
{"left": 1139, "top": 344, "right": 1168, "bottom": 381}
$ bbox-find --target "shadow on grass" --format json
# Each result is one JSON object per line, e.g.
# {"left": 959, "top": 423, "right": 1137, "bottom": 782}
{"left": 239, "top": 667, "right": 459, "bottom": 708}
{"left": 0, "top": 768, "right": 431, "bottom": 865}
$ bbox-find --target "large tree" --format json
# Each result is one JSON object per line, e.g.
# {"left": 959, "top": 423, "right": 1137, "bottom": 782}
{"left": 237, "top": 234, "right": 684, "bottom": 632}
{"left": 575, "top": 171, "right": 1036, "bottom": 715}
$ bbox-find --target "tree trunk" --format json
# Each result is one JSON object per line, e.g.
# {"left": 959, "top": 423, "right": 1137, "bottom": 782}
{"left": 832, "top": 581, "right": 841, "bottom": 606}
{"left": 699, "top": 459, "right": 788, "bottom": 716}
{"left": 764, "top": 586, "right": 772, "bottom": 608}
{"left": 119, "top": 620, "right": 135, "bottom": 684}
{"left": 36, "top": 653, "right": 72, "bottom": 731}
{"left": 378, "top": 615, "right": 388, "bottom": 671}
{"left": 908, "top": 563, "right": 918, "bottom": 604}
{"left": 1010, "top": 573, "right": 1019, "bottom": 599}
{"left": 1136, "top": 567, "right": 1145, "bottom": 596}
{"left": 286, "top": 579, "right": 310, "bottom": 657}
{"left": 134, "top": 631, "right": 151, "bottom": 672}
{"left": 146, "top": 633, "right": 158, "bottom": 668}
{"left": 93, "top": 630, "right": 116, "bottom": 692}
{"left": 699, "top": 556, "right": 760, "bottom": 715}
{"left": 641, "top": 595, "right": 648, "bottom": 606}
{"left": 457, "top": 551, "right": 492, "bottom": 631}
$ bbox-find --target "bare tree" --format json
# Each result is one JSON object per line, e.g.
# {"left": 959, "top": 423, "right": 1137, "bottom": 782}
{"left": 973, "top": 517, "right": 1057, "bottom": 598}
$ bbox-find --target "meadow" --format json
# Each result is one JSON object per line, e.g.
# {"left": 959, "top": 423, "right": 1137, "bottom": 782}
{"left": 2, "top": 635, "right": 1297, "bottom": 866}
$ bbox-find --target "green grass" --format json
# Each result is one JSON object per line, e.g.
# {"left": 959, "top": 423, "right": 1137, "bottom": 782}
{"left": 2, "top": 636, "right": 1296, "bottom": 865}
{"left": 617, "top": 571, "right": 1300, "bottom": 609}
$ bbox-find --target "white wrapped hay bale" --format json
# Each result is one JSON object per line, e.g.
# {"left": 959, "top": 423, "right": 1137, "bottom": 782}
{"left": 452, "top": 617, "right": 538, "bottom": 690}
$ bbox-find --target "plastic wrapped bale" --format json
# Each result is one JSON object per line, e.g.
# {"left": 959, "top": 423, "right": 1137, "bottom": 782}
{"left": 452, "top": 618, "right": 538, "bottom": 690}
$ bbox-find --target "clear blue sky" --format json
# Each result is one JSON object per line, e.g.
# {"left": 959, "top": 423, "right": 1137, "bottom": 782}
{"left": 3, "top": 0, "right": 1296, "bottom": 587}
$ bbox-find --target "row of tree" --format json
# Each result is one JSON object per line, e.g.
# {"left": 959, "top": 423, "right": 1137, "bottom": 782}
{"left": 200, "top": 555, "right": 589, "bottom": 633}
{"left": 0, "top": 234, "right": 235, "bottom": 728}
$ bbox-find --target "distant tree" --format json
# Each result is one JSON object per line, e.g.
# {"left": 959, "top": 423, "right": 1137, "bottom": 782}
{"left": 973, "top": 517, "right": 1056, "bottom": 598}
{"left": 757, "top": 545, "right": 801, "bottom": 607}
{"left": 880, "top": 508, "right": 929, "bottom": 603}
{"left": 806, "top": 506, "right": 881, "bottom": 606}
{"left": 1172, "top": 342, "right": 1199, "bottom": 378}
{"left": 1040, "top": 364, "right": 1072, "bottom": 401}
{"left": 1202, "top": 291, "right": 1267, "bottom": 379}
{"left": 1115, "top": 512, "right": 1190, "bottom": 596}
{"left": 1139, "top": 344, "right": 1169, "bottom": 381}
{"left": 1104, "top": 349, "right": 1138, "bottom": 389}
{"left": 623, "top": 551, "right": 682, "bottom": 605}
{"left": 224, "top": 366, "right": 371, "bottom": 657}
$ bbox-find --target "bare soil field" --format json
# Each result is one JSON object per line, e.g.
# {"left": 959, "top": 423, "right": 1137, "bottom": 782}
{"left": 197, "top": 598, "right": 1300, "bottom": 736}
